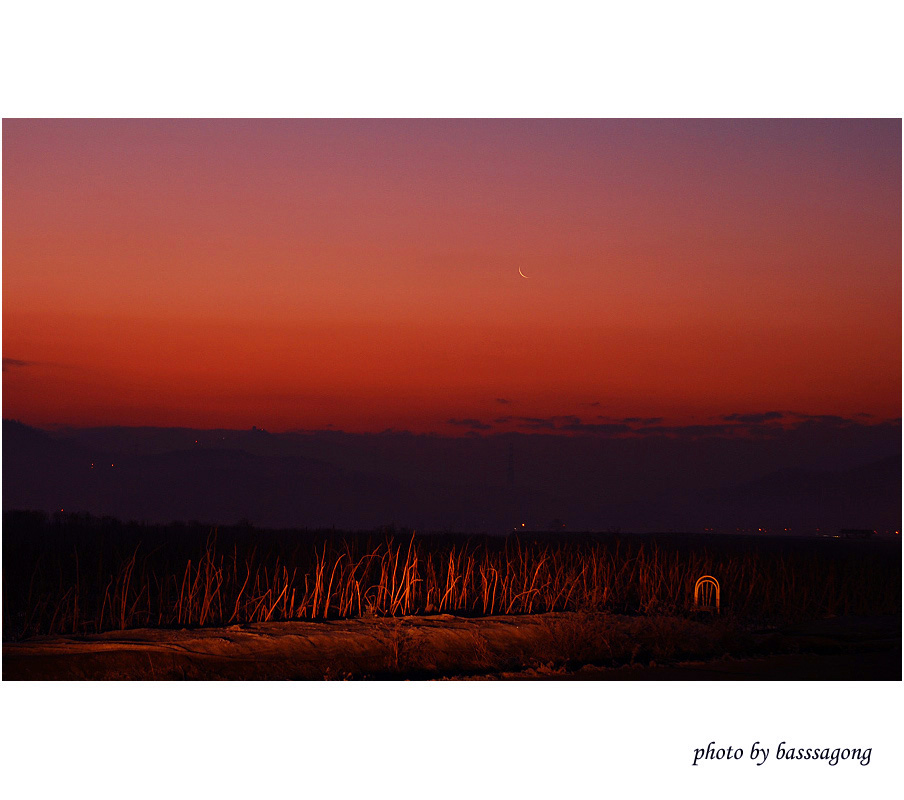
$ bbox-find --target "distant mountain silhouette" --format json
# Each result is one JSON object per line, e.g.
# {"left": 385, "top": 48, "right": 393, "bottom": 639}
{"left": 700, "top": 456, "right": 902, "bottom": 531}
{"left": 3, "top": 420, "right": 96, "bottom": 512}
{"left": 2, "top": 420, "right": 900, "bottom": 532}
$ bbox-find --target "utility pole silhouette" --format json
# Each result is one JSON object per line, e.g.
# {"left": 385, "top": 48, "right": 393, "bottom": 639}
{"left": 507, "top": 442, "right": 514, "bottom": 486}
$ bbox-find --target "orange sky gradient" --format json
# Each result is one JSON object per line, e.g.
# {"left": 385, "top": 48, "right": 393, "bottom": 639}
{"left": 3, "top": 119, "right": 901, "bottom": 432}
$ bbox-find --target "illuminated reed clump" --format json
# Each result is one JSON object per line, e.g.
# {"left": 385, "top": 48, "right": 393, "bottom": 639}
{"left": 2, "top": 515, "right": 899, "bottom": 639}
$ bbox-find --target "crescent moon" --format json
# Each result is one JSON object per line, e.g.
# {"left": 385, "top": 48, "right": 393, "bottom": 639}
{"left": 518, "top": 267, "right": 530, "bottom": 279}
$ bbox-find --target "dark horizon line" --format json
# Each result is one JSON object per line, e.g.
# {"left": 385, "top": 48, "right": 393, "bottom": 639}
{"left": 6, "top": 413, "right": 902, "bottom": 441}
{"left": 7, "top": 508, "right": 894, "bottom": 539}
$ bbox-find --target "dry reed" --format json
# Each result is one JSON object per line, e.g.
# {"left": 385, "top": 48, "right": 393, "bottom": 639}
{"left": 3, "top": 514, "right": 899, "bottom": 639}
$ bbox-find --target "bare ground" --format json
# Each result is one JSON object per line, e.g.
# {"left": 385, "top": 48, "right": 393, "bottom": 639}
{"left": 3, "top": 612, "right": 899, "bottom": 680}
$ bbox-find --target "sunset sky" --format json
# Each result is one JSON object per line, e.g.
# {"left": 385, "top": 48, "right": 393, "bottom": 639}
{"left": 3, "top": 119, "right": 901, "bottom": 432}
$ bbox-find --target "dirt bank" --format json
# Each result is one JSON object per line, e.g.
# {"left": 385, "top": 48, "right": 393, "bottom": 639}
{"left": 3, "top": 612, "right": 899, "bottom": 680}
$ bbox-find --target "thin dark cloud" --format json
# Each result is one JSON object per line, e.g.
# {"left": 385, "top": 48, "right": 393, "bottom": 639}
{"left": 789, "top": 413, "right": 856, "bottom": 426}
{"left": 495, "top": 398, "right": 512, "bottom": 405}
{"left": 634, "top": 423, "right": 749, "bottom": 438}
{"left": 3, "top": 357, "right": 70, "bottom": 372}
{"left": 493, "top": 415, "right": 574, "bottom": 430}
{"left": 560, "top": 421, "right": 632, "bottom": 435}
{"left": 722, "top": 411, "right": 784, "bottom": 424}
{"left": 516, "top": 417, "right": 559, "bottom": 430}
{"left": 468, "top": 410, "right": 892, "bottom": 440}
{"left": 496, "top": 415, "right": 630, "bottom": 435}
{"left": 629, "top": 413, "right": 891, "bottom": 439}
{"left": 592, "top": 415, "right": 664, "bottom": 425}
{"left": 447, "top": 418, "right": 492, "bottom": 430}
{"left": 3, "top": 358, "right": 38, "bottom": 371}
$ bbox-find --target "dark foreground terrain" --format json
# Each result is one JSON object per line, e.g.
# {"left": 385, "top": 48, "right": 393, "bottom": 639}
{"left": 4, "top": 513, "right": 899, "bottom": 679}
{"left": 4, "top": 612, "right": 899, "bottom": 681}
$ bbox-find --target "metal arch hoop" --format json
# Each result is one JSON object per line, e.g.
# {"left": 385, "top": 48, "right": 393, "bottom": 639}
{"left": 694, "top": 575, "right": 720, "bottom": 612}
